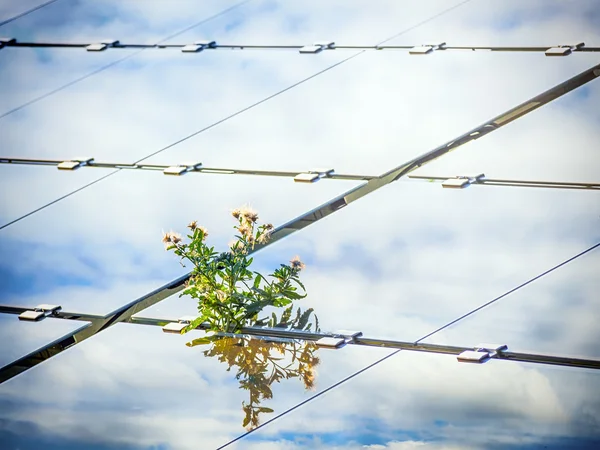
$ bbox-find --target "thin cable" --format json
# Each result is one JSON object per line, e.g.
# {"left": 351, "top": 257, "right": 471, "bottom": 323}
{"left": 415, "top": 241, "right": 600, "bottom": 343}
{"left": 0, "top": 0, "right": 61, "bottom": 28}
{"left": 136, "top": 0, "right": 474, "bottom": 164}
{"left": 217, "top": 241, "right": 599, "bottom": 448}
{"left": 0, "top": 170, "right": 118, "bottom": 230}
{"left": 133, "top": 52, "right": 364, "bottom": 164}
{"left": 0, "top": 1, "right": 252, "bottom": 230}
{"left": 215, "top": 349, "right": 402, "bottom": 450}
{"left": 0, "top": 0, "right": 252, "bottom": 120}
{"left": 0, "top": 0, "right": 474, "bottom": 229}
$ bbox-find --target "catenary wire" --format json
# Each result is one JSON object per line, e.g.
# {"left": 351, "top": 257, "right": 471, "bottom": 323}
{"left": 0, "top": 0, "right": 252, "bottom": 120}
{"left": 7, "top": 42, "right": 598, "bottom": 52}
{"left": 3, "top": 157, "right": 600, "bottom": 190}
{"left": 0, "top": 0, "right": 474, "bottom": 230}
{"left": 0, "top": 0, "right": 61, "bottom": 28}
{"left": 216, "top": 240, "right": 600, "bottom": 449}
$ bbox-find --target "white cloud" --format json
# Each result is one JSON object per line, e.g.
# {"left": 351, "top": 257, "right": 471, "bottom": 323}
{"left": 0, "top": 0, "right": 599, "bottom": 449}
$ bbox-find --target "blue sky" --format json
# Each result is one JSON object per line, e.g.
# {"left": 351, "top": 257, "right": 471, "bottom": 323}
{"left": 0, "top": 0, "right": 599, "bottom": 449}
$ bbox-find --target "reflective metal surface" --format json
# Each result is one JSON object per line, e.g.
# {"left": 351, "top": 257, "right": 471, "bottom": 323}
{"left": 421, "top": 247, "right": 600, "bottom": 359}
{"left": 0, "top": 323, "right": 393, "bottom": 448}
{"left": 229, "top": 350, "right": 600, "bottom": 449}
{"left": 0, "top": 313, "right": 87, "bottom": 369}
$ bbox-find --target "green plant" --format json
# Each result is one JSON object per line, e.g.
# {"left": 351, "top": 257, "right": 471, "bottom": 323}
{"left": 162, "top": 206, "right": 319, "bottom": 336}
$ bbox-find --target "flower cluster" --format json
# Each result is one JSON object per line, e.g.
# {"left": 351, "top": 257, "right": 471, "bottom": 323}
{"left": 162, "top": 206, "right": 314, "bottom": 335}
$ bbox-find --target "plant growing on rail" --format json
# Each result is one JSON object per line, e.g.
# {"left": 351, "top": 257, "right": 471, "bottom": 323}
{"left": 162, "top": 206, "right": 319, "bottom": 336}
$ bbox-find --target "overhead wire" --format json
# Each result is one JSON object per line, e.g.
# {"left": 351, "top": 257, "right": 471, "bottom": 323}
{"left": 0, "top": 0, "right": 474, "bottom": 230}
{"left": 0, "top": 0, "right": 252, "bottom": 120}
{"left": 0, "top": 0, "right": 61, "bottom": 28}
{"left": 2, "top": 157, "right": 600, "bottom": 190}
{"left": 4, "top": 41, "right": 599, "bottom": 53}
{"left": 217, "top": 240, "right": 600, "bottom": 449}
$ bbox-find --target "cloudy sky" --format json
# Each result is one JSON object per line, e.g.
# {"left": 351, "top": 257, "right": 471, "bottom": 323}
{"left": 0, "top": 0, "right": 599, "bottom": 449}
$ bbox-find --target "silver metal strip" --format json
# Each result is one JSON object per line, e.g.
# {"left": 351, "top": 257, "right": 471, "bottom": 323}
{"left": 1, "top": 307, "right": 597, "bottom": 370}
{"left": 0, "top": 158, "right": 376, "bottom": 181}
{"left": 408, "top": 175, "right": 600, "bottom": 190}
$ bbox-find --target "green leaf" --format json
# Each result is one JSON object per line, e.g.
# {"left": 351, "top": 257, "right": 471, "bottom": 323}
{"left": 280, "top": 305, "right": 293, "bottom": 324}
{"left": 242, "top": 409, "right": 251, "bottom": 428}
{"left": 186, "top": 335, "right": 220, "bottom": 347}
{"left": 258, "top": 407, "right": 274, "bottom": 413}
{"left": 295, "top": 308, "right": 314, "bottom": 330}
{"left": 253, "top": 273, "right": 263, "bottom": 290}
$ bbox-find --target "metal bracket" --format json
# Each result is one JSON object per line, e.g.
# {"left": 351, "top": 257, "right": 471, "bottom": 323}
{"left": 182, "top": 40, "right": 217, "bottom": 53}
{"left": 457, "top": 343, "right": 507, "bottom": 364}
{"left": 294, "top": 168, "right": 335, "bottom": 183}
{"left": 86, "top": 40, "right": 119, "bottom": 52}
{"left": 162, "top": 316, "right": 198, "bottom": 333}
{"left": 441, "top": 173, "right": 485, "bottom": 189}
{"left": 163, "top": 162, "right": 202, "bottom": 176}
{"left": 545, "top": 42, "right": 584, "bottom": 57}
{"left": 18, "top": 304, "right": 61, "bottom": 321}
{"left": 0, "top": 37, "right": 16, "bottom": 50}
{"left": 57, "top": 157, "right": 95, "bottom": 170}
{"left": 315, "top": 337, "right": 346, "bottom": 348}
{"left": 299, "top": 41, "right": 335, "bottom": 54}
{"left": 316, "top": 330, "right": 362, "bottom": 349}
{"left": 409, "top": 42, "right": 446, "bottom": 55}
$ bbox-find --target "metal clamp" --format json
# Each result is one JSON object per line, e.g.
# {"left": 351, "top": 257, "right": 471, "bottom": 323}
{"left": 545, "top": 42, "right": 584, "bottom": 57}
{"left": 86, "top": 40, "right": 119, "bottom": 52}
{"left": 182, "top": 40, "right": 217, "bottom": 53}
{"left": 457, "top": 343, "right": 507, "bottom": 364}
{"left": 316, "top": 330, "right": 363, "bottom": 349}
{"left": 441, "top": 173, "right": 485, "bottom": 189}
{"left": 19, "top": 304, "right": 61, "bottom": 321}
{"left": 57, "top": 157, "right": 94, "bottom": 170}
{"left": 0, "top": 37, "right": 16, "bottom": 50}
{"left": 162, "top": 316, "right": 198, "bottom": 333}
{"left": 294, "top": 168, "right": 335, "bottom": 183}
{"left": 163, "top": 162, "right": 202, "bottom": 176}
{"left": 299, "top": 41, "right": 335, "bottom": 54}
{"left": 409, "top": 42, "right": 446, "bottom": 55}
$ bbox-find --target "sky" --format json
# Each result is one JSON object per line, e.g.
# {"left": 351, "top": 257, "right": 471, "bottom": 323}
{"left": 0, "top": 0, "right": 599, "bottom": 449}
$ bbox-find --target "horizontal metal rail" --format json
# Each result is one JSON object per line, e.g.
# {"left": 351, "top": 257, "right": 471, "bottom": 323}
{"left": 0, "top": 157, "right": 375, "bottom": 181}
{"left": 2, "top": 40, "right": 599, "bottom": 54}
{"left": 1, "top": 306, "right": 598, "bottom": 370}
{"left": 408, "top": 174, "right": 600, "bottom": 191}
{"left": 0, "top": 62, "right": 598, "bottom": 384}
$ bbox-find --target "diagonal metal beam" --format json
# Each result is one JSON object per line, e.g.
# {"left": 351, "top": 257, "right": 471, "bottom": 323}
{"left": 1, "top": 62, "right": 598, "bottom": 384}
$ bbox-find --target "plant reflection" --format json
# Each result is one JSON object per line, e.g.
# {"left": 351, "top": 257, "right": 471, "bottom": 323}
{"left": 187, "top": 335, "right": 320, "bottom": 430}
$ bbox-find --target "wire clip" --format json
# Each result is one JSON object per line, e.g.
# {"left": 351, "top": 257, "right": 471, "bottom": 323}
{"left": 441, "top": 173, "right": 485, "bottom": 189}
{"left": 545, "top": 42, "right": 584, "bottom": 56}
{"left": 163, "top": 162, "right": 202, "bottom": 176}
{"left": 409, "top": 42, "right": 446, "bottom": 55}
{"left": 300, "top": 41, "right": 335, "bottom": 54}
{"left": 57, "top": 157, "right": 95, "bottom": 170}
{"left": 182, "top": 40, "right": 217, "bottom": 53}
{"left": 294, "top": 168, "right": 335, "bottom": 183}
{"left": 86, "top": 40, "right": 119, "bottom": 52}
{"left": 19, "top": 304, "right": 62, "bottom": 321}
{"left": 0, "top": 37, "right": 16, "bottom": 50}
{"left": 162, "top": 316, "right": 198, "bottom": 333}
{"left": 316, "top": 330, "right": 363, "bottom": 349}
{"left": 457, "top": 343, "right": 508, "bottom": 364}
